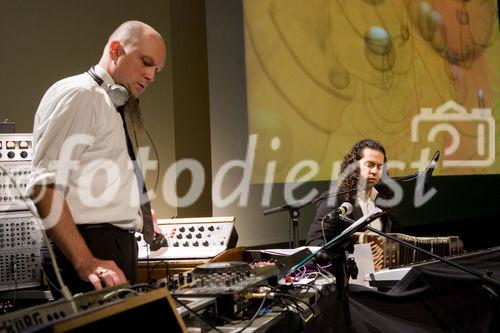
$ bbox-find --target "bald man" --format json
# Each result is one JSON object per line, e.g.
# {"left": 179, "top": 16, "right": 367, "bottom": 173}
{"left": 29, "top": 21, "right": 166, "bottom": 297}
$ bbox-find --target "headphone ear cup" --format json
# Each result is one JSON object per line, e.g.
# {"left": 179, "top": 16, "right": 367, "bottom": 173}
{"left": 107, "top": 84, "right": 129, "bottom": 107}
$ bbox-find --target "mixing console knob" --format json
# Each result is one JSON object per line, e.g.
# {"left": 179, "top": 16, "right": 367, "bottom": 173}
{"left": 7, "top": 152, "right": 15, "bottom": 159}
{"left": 189, "top": 226, "right": 195, "bottom": 232}
{"left": 173, "top": 242, "right": 179, "bottom": 247}
{"left": 193, "top": 241, "right": 199, "bottom": 247}
{"left": 208, "top": 226, "right": 214, "bottom": 231}
{"left": 182, "top": 242, "right": 189, "bottom": 247}
{"left": 186, "top": 234, "right": 192, "bottom": 239}
{"left": 179, "top": 227, "right": 185, "bottom": 232}
{"left": 176, "top": 234, "right": 183, "bottom": 239}
{"left": 187, "top": 273, "right": 193, "bottom": 283}
{"left": 198, "top": 226, "right": 204, "bottom": 232}
{"left": 196, "top": 233, "right": 202, "bottom": 239}
{"left": 20, "top": 151, "right": 28, "bottom": 158}
{"left": 202, "top": 241, "right": 209, "bottom": 247}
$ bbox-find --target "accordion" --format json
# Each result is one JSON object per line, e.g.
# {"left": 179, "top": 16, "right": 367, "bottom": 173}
{"left": 354, "top": 233, "right": 465, "bottom": 270}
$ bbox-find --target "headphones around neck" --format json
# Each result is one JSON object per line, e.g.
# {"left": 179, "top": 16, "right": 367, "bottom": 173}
{"left": 87, "top": 67, "right": 129, "bottom": 107}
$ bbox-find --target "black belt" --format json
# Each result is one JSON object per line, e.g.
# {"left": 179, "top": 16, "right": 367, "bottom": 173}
{"left": 77, "top": 223, "right": 134, "bottom": 234}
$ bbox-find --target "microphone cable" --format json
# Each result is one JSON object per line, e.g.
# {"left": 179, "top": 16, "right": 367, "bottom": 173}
{"left": 130, "top": 113, "right": 163, "bottom": 279}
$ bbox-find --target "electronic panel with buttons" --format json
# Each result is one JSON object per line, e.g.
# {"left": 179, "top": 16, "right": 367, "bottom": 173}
{"left": 0, "top": 134, "right": 43, "bottom": 292}
{"left": 0, "top": 211, "right": 42, "bottom": 291}
{"left": 137, "top": 216, "right": 238, "bottom": 260}
{"left": 0, "top": 134, "right": 34, "bottom": 212}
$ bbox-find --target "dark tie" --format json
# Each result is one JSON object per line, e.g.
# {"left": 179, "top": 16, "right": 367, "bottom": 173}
{"left": 116, "top": 103, "right": 155, "bottom": 244}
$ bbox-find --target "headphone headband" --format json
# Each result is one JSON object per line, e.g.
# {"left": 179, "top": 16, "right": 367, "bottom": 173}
{"left": 86, "top": 67, "right": 129, "bottom": 107}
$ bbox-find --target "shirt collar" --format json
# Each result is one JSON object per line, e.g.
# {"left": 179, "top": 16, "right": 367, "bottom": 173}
{"left": 357, "top": 186, "right": 378, "bottom": 202}
{"left": 93, "top": 64, "right": 115, "bottom": 86}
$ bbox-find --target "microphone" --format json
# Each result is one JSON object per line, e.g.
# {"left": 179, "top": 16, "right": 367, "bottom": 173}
{"left": 325, "top": 202, "right": 353, "bottom": 220}
{"left": 416, "top": 150, "right": 440, "bottom": 198}
{"left": 149, "top": 233, "right": 169, "bottom": 251}
{"left": 423, "top": 150, "right": 440, "bottom": 176}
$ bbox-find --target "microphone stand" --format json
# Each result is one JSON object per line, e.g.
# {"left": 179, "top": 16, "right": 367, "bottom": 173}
{"left": 337, "top": 215, "right": 500, "bottom": 292}
{"left": 263, "top": 202, "right": 309, "bottom": 249}
{"left": 289, "top": 210, "right": 387, "bottom": 327}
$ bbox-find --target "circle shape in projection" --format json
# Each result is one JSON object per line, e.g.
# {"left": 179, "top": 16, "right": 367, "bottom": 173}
{"left": 329, "top": 68, "right": 350, "bottom": 89}
{"left": 364, "top": 26, "right": 392, "bottom": 55}
{"left": 364, "top": 27, "right": 395, "bottom": 72}
{"left": 417, "top": 1, "right": 434, "bottom": 41}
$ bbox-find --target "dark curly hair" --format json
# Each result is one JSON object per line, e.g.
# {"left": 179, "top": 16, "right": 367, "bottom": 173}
{"left": 337, "top": 139, "right": 395, "bottom": 214}
{"left": 340, "top": 139, "right": 387, "bottom": 174}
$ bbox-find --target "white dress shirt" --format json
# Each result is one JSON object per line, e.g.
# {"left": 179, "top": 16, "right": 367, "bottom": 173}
{"left": 29, "top": 65, "right": 142, "bottom": 231}
{"left": 357, "top": 187, "right": 382, "bottom": 231}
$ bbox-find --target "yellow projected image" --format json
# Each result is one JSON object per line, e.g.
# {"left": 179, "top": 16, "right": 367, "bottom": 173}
{"left": 244, "top": 0, "right": 500, "bottom": 182}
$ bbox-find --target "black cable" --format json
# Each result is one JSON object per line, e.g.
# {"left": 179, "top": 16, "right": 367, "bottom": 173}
{"left": 142, "top": 127, "right": 161, "bottom": 193}
{"left": 164, "top": 261, "right": 170, "bottom": 279}
{"left": 298, "top": 284, "right": 322, "bottom": 302}
{"left": 282, "top": 298, "right": 301, "bottom": 313}
{"left": 41, "top": 254, "right": 64, "bottom": 296}
{"left": 131, "top": 121, "right": 161, "bottom": 194}
{"left": 276, "top": 288, "right": 316, "bottom": 321}
{"left": 131, "top": 116, "right": 162, "bottom": 283}
{"left": 230, "top": 302, "right": 254, "bottom": 318}
{"left": 287, "top": 284, "right": 320, "bottom": 302}
{"left": 129, "top": 283, "right": 149, "bottom": 290}
{"left": 131, "top": 121, "right": 158, "bottom": 284}
{"left": 145, "top": 245, "right": 151, "bottom": 282}
{"left": 11, "top": 256, "right": 17, "bottom": 310}
{"left": 274, "top": 293, "right": 315, "bottom": 317}
{"left": 173, "top": 296, "right": 223, "bottom": 333}
{"left": 235, "top": 294, "right": 270, "bottom": 333}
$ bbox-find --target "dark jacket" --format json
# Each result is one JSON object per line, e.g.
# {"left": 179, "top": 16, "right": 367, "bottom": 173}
{"left": 306, "top": 185, "right": 398, "bottom": 246}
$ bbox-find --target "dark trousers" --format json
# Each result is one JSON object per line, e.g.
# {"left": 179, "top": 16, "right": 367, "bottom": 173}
{"left": 42, "top": 223, "right": 138, "bottom": 299}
